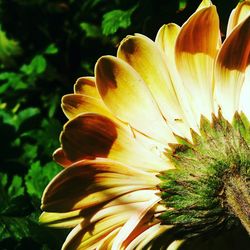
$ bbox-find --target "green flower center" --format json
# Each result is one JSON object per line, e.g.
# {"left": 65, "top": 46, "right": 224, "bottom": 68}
{"left": 158, "top": 111, "right": 250, "bottom": 238}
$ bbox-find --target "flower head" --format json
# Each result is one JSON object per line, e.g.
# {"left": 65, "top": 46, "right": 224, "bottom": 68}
{"left": 40, "top": 1, "right": 250, "bottom": 249}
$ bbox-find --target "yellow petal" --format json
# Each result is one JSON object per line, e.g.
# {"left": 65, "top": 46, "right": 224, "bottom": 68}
{"left": 62, "top": 94, "right": 112, "bottom": 120}
{"left": 215, "top": 16, "right": 250, "bottom": 121}
{"left": 39, "top": 210, "right": 82, "bottom": 228}
{"left": 196, "top": 0, "right": 212, "bottom": 10}
{"left": 41, "top": 159, "right": 159, "bottom": 212}
{"left": 117, "top": 34, "right": 186, "bottom": 133}
{"left": 155, "top": 23, "right": 180, "bottom": 63}
{"left": 60, "top": 113, "right": 170, "bottom": 172}
{"left": 227, "top": 0, "right": 250, "bottom": 36}
{"left": 74, "top": 76, "right": 100, "bottom": 99}
{"left": 95, "top": 55, "right": 176, "bottom": 144}
{"left": 175, "top": 6, "right": 220, "bottom": 122}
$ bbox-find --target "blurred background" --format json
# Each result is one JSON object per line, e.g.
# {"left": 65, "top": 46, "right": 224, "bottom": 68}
{"left": 0, "top": 0, "right": 248, "bottom": 249}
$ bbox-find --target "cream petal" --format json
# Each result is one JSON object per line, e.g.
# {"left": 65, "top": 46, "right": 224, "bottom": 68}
{"left": 215, "top": 16, "right": 250, "bottom": 121}
{"left": 117, "top": 34, "right": 189, "bottom": 137}
{"left": 111, "top": 197, "right": 160, "bottom": 250}
{"left": 97, "top": 227, "right": 120, "bottom": 250}
{"left": 74, "top": 76, "right": 100, "bottom": 99}
{"left": 226, "top": 0, "right": 250, "bottom": 36}
{"left": 155, "top": 23, "right": 198, "bottom": 134}
{"left": 239, "top": 66, "right": 250, "bottom": 120}
{"left": 155, "top": 23, "right": 180, "bottom": 63}
{"left": 175, "top": 6, "right": 220, "bottom": 122}
{"left": 62, "top": 94, "right": 111, "bottom": 120}
{"left": 126, "top": 223, "right": 171, "bottom": 250}
{"left": 167, "top": 240, "right": 185, "bottom": 250}
{"left": 41, "top": 159, "right": 159, "bottom": 212}
{"left": 62, "top": 214, "right": 128, "bottom": 250}
{"left": 40, "top": 190, "right": 158, "bottom": 228}
{"left": 95, "top": 55, "right": 176, "bottom": 144}
{"left": 60, "top": 113, "right": 170, "bottom": 172}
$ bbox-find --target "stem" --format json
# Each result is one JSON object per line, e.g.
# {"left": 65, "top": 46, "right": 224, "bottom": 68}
{"left": 225, "top": 174, "right": 250, "bottom": 234}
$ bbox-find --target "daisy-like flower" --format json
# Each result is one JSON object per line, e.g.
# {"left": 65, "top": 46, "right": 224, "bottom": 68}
{"left": 40, "top": 0, "right": 250, "bottom": 249}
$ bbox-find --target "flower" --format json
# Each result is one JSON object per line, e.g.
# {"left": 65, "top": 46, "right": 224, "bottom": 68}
{"left": 40, "top": 1, "right": 250, "bottom": 249}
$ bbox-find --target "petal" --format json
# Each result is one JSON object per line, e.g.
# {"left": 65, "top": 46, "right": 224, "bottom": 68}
{"left": 62, "top": 215, "right": 127, "bottom": 250}
{"left": 62, "top": 94, "right": 112, "bottom": 120}
{"left": 196, "top": 0, "right": 212, "bottom": 10}
{"left": 40, "top": 190, "right": 158, "bottom": 228}
{"left": 215, "top": 16, "right": 250, "bottom": 121}
{"left": 41, "top": 159, "right": 159, "bottom": 212}
{"left": 39, "top": 210, "right": 82, "bottom": 228}
{"left": 117, "top": 34, "right": 189, "bottom": 136}
{"left": 95, "top": 55, "right": 176, "bottom": 144}
{"left": 239, "top": 66, "right": 250, "bottom": 119}
{"left": 125, "top": 223, "right": 170, "bottom": 250}
{"left": 74, "top": 76, "right": 100, "bottom": 99}
{"left": 97, "top": 228, "right": 120, "bottom": 250}
{"left": 60, "top": 113, "right": 171, "bottom": 172}
{"left": 175, "top": 6, "right": 220, "bottom": 121}
{"left": 155, "top": 23, "right": 180, "bottom": 63}
{"left": 167, "top": 240, "right": 185, "bottom": 250}
{"left": 227, "top": 0, "right": 250, "bottom": 36}
{"left": 111, "top": 197, "right": 160, "bottom": 249}
{"left": 155, "top": 23, "right": 198, "bottom": 133}
{"left": 53, "top": 148, "right": 73, "bottom": 167}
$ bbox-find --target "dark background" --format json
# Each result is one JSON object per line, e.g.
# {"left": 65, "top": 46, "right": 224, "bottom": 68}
{"left": 0, "top": 0, "right": 248, "bottom": 249}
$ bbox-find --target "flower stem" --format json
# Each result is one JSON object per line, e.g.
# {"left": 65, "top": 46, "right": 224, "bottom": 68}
{"left": 225, "top": 174, "right": 250, "bottom": 234}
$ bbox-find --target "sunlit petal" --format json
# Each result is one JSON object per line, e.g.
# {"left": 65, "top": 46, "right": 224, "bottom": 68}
{"left": 175, "top": 6, "right": 220, "bottom": 122}
{"left": 215, "top": 16, "right": 250, "bottom": 121}
{"left": 227, "top": 0, "right": 250, "bottom": 36}
{"left": 95, "top": 55, "right": 176, "bottom": 144}
{"left": 60, "top": 113, "right": 170, "bottom": 171}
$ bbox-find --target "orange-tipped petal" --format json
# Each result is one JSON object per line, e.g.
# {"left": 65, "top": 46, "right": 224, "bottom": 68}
{"left": 215, "top": 16, "right": 250, "bottom": 120}
{"left": 74, "top": 77, "right": 100, "bottom": 99}
{"left": 62, "top": 94, "right": 111, "bottom": 120}
{"left": 41, "top": 159, "right": 160, "bottom": 212}
{"left": 53, "top": 148, "right": 73, "bottom": 168}
{"left": 117, "top": 34, "right": 187, "bottom": 135}
{"left": 175, "top": 6, "right": 220, "bottom": 122}
{"left": 95, "top": 55, "right": 176, "bottom": 144}
{"left": 155, "top": 23, "right": 198, "bottom": 133}
{"left": 60, "top": 113, "right": 170, "bottom": 171}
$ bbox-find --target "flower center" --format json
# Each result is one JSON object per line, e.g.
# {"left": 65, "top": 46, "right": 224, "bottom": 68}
{"left": 158, "top": 111, "right": 250, "bottom": 238}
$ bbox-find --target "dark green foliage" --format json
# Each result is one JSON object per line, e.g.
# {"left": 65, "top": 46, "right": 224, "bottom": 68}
{"left": 159, "top": 112, "right": 250, "bottom": 238}
{"left": 0, "top": 0, "right": 243, "bottom": 249}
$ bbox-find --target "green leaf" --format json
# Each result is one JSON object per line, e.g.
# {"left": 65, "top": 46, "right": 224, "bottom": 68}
{"left": 20, "top": 55, "right": 47, "bottom": 75}
{"left": 45, "top": 44, "right": 58, "bottom": 55}
{"left": 0, "top": 72, "right": 25, "bottom": 93}
{"left": 0, "top": 26, "right": 22, "bottom": 65}
{"left": 102, "top": 5, "right": 138, "bottom": 35}
{"left": 0, "top": 216, "right": 31, "bottom": 240}
{"left": 179, "top": 0, "right": 187, "bottom": 9}
{"left": 15, "top": 107, "right": 40, "bottom": 130}
{"left": 80, "top": 22, "right": 102, "bottom": 38}
{"left": 25, "top": 161, "right": 61, "bottom": 199}
{"left": 8, "top": 176, "right": 24, "bottom": 198}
